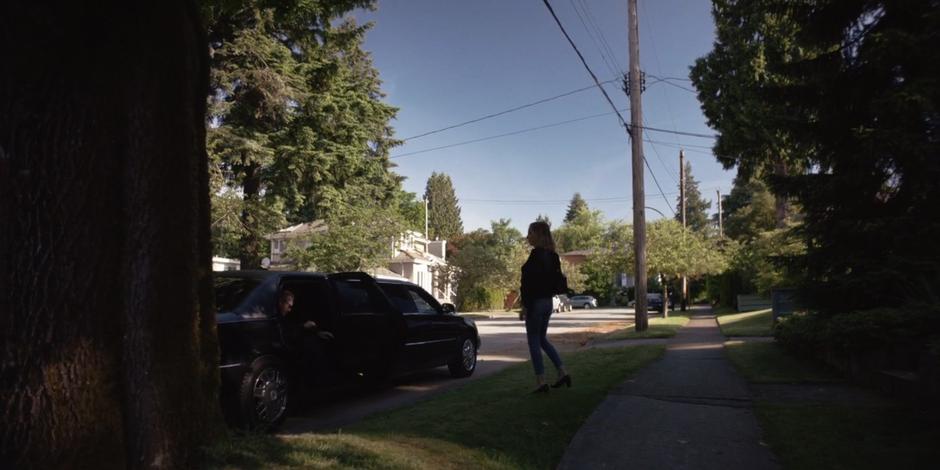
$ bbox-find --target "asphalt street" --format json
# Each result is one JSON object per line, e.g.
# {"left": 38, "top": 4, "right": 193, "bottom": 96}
{"left": 279, "top": 307, "right": 635, "bottom": 434}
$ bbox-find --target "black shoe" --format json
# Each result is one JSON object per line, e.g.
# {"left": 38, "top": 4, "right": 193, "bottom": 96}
{"left": 552, "top": 375, "right": 572, "bottom": 388}
{"left": 531, "top": 384, "right": 550, "bottom": 394}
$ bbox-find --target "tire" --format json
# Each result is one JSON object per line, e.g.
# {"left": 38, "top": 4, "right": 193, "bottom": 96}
{"left": 448, "top": 337, "right": 477, "bottom": 378}
{"left": 237, "top": 356, "right": 290, "bottom": 432}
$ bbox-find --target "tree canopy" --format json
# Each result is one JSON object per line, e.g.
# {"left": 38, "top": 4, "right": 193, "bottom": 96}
{"left": 676, "top": 162, "right": 712, "bottom": 233}
{"left": 449, "top": 220, "right": 527, "bottom": 310}
{"left": 564, "top": 193, "right": 589, "bottom": 223}
{"left": 424, "top": 172, "right": 464, "bottom": 240}
{"left": 554, "top": 208, "right": 605, "bottom": 253}
{"left": 693, "top": 0, "right": 940, "bottom": 314}
{"left": 205, "top": 0, "right": 403, "bottom": 268}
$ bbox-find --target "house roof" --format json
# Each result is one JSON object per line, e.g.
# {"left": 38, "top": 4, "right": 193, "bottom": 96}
{"left": 389, "top": 249, "right": 445, "bottom": 266}
{"left": 266, "top": 220, "right": 328, "bottom": 240}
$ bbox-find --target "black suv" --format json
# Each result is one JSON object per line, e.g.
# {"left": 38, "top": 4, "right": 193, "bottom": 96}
{"left": 214, "top": 271, "right": 480, "bottom": 431}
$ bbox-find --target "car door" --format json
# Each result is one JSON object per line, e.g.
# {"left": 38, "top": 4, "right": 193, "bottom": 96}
{"left": 379, "top": 282, "right": 439, "bottom": 370}
{"left": 329, "top": 273, "right": 404, "bottom": 377}
{"left": 402, "top": 284, "right": 461, "bottom": 366}
{"left": 278, "top": 276, "right": 337, "bottom": 382}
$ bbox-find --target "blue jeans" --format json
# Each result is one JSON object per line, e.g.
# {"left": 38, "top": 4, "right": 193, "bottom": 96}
{"left": 525, "top": 297, "right": 563, "bottom": 376}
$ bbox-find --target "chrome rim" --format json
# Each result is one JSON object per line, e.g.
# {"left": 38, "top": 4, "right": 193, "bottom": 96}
{"left": 461, "top": 339, "right": 476, "bottom": 371}
{"left": 253, "top": 367, "right": 288, "bottom": 425}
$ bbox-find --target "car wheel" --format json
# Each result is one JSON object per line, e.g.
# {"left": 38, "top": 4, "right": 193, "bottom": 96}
{"left": 448, "top": 337, "right": 477, "bottom": 378}
{"left": 237, "top": 356, "right": 289, "bottom": 432}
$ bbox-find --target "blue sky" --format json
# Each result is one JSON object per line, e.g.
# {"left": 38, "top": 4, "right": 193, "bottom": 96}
{"left": 354, "top": 0, "right": 731, "bottom": 232}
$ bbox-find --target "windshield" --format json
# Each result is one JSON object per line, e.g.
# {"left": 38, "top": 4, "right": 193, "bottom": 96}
{"left": 214, "top": 277, "right": 275, "bottom": 318}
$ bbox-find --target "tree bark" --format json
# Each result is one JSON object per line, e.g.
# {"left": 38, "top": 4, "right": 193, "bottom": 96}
{"left": 0, "top": 2, "right": 221, "bottom": 468}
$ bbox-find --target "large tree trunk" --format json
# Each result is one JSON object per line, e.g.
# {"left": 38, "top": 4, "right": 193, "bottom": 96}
{"left": 0, "top": 2, "right": 221, "bottom": 468}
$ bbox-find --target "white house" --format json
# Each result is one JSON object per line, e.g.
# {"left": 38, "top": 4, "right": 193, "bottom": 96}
{"left": 212, "top": 256, "right": 240, "bottom": 271}
{"left": 387, "top": 230, "right": 453, "bottom": 303}
{"left": 265, "top": 220, "right": 328, "bottom": 268}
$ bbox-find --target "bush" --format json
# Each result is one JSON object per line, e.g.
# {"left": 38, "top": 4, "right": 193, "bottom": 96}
{"left": 457, "top": 285, "right": 505, "bottom": 311}
{"left": 774, "top": 312, "right": 830, "bottom": 357}
{"left": 776, "top": 307, "right": 940, "bottom": 366}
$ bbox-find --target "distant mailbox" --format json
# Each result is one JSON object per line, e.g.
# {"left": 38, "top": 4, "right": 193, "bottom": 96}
{"left": 772, "top": 288, "right": 797, "bottom": 323}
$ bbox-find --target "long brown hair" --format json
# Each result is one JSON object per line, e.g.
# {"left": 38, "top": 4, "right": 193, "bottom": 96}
{"left": 527, "top": 221, "right": 556, "bottom": 252}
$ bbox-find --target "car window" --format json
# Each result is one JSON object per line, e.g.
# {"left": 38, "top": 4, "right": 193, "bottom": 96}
{"left": 281, "top": 278, "right": 333, "bottom": 327}
{"left": 380, "top": 283, "right": 418, "bottom": 313}
{"left": 406, "top": 286, "right": 440, "bottom": 314}
{"left": 214, "top": 277, "right": 273, "bottom": 318}
{"left": 334, "top": 279, "right": 387, "bottom": 315}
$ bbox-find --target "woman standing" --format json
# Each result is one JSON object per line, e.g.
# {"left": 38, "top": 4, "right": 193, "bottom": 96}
{"left": 520, "top": 221, "right": 571, "bottom": 393}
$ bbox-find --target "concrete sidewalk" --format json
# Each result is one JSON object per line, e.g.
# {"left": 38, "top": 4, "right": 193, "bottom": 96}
{"left": 559, "top": 309, "right": 778, "bottom": 469}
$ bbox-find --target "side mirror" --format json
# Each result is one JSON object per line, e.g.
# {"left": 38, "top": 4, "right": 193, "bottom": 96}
{"left": 441, "top": 303, "right": 456, "bottom": 315}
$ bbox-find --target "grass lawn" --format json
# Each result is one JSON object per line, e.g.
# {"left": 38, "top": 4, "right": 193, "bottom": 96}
{"left": 756, "top": 403, "right": 940, "bottom": 470}
{"left": 725, "top": 341, "right": 939, "bottom": 469}
{"left": 204, "top": 344, "right": 665, "bottom": 469}
{"left": 597, "top": 313, "right": 691, "bottom": 340}
{"left": 724, "top": 341, "right": 840, "bottom": 383}
{"left": 716, "top": 308, "right": 773, "bottom": 336}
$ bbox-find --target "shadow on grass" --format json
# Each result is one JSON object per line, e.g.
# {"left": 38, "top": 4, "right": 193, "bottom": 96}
{"left": 204, "top": 345, "right": 665, "bottom": 469}
{"left": 724, "top": 341, "right": 840, "bottom": 383}
{"left": 756, "top": 403, "right": 940, "bottom": 470}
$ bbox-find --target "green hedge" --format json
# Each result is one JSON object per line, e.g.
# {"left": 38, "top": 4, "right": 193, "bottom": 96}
{"left": 774, "top": 307, "right": 940, "bottom": 376}
{"left": 457, "top": 285, "right": 505, "bottom": 311}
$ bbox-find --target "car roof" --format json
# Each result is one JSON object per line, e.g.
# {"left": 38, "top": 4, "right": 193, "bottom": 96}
{"left": 214, "top": 270, "right": 328, "bottom": 281}
{"left": 374, "top": 278, "right": 418, "bottom": 287}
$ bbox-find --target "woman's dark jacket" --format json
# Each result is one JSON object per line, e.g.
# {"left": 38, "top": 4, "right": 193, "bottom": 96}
{"left": 520, "top": 247, "right": 561, "bottom": 310}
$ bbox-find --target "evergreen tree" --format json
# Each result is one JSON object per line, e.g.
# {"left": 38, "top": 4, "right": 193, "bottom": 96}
{"left": 536, "top": 214, "right": 552, "bottom": 227}
{"left": 205, "top": 0, "right": 401, "bottom": 268}
{"left": 564, "top": 192, "right": 589, "bottom": 223}
{"left": 722, "top": 174, "right": 776, "bottom": 242}
{"left": 423, "top": 172, "right": 463, "bottom": 240}
{"left": 675, "top": 162, "right": 712, "bottom": 233}
{"left": 693, "top": 0, "right": 940, "bottom": 314}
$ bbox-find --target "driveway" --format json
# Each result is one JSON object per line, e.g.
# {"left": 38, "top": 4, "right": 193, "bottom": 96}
{"left": 279, "top": 307, "right": 635, "bottom": 434}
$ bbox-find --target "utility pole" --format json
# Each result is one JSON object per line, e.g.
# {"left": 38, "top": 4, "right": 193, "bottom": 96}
{"left": 717, "top": 189, "right": 723, "bottom": 238}
{"left": 680, "top": 150, "right": 687, "bottom": 312}
{"left": 424, "top": 197, "right": 429, "bottom": 239}
{"left": 627, "top": 0, "right": 648, "bottom": 331}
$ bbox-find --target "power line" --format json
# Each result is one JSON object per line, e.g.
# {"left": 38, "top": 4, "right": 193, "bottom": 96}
{"left": 568, "top": 0, "right": 621, "bottom": 78}
{"left": 653, "top": 78, "right": 697, "bottom": 94}
{"left": 642, "top": 153, "right": 677, "bottom": 216}
{"left": 462, "top": 191, "right": 678, "bottom": 205}
{"left": 390, "top": 110, "right": 721, "bottom": 159}
{"left": 579, "top": 0, "right": 624, "bottom": 72}
{"left": 646, "top": 73, "right": 692, "bottom": 82}
{"left": 541, "top": 0, "right": 676, "bottom": 217}
{"left": 390, "top": 108, "right": 628, "bottom": 159}
{"left": 401, "top": 78, "right": 617, "bottom": 141}
{"left": 641, "top": 125, "right": 715, "bottom": 139}
{"left": 540, "top": 0, "right": 631, "bottom": 135}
